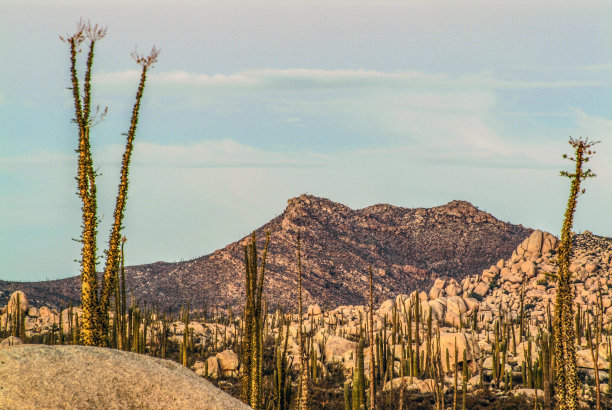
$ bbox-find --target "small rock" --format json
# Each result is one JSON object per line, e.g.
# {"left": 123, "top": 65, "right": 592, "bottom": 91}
{"left": 433, "top": 278, "right": 446, "bottom": 289}
{"left": 203, "top": 356, "right": 220, "bottom": 379}
{"left": 39, "top": 307, "right": 53, "bottom": 318}
{"left": 307, "top": 304, "right": 322, "bottom": 317}
{"left": 473, "top": 283, "right": 489, "bottom": 297}
{"left": 513, "top": 388, "right": 545, "bottom": 399}
{"left": 416, "top": 379, "right": 437, "bottom": 393}
{"left": 383, "top": 376, "right": 420, "bottom": 392}
{"left": 28, "top": 306, "right": 40, "bottom": 318}
{"left": 216, "top": 350, "right": 239, "bottom": 377}
{"left": 428, "top": 300, "right": 446, "bottom": 321}
{"left": 429, "top": 287, "right": 443, "bottom": 299}
{"left": 520, "top": 260, "right": 536, "bottom": 277}
{"left": 0, "top": 336, "right": 23, "bottom": 349}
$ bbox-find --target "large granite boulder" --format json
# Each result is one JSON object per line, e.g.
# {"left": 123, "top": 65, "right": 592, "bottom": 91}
{"left": 0, "top": 344, "right": 249, "bottom": 409}
{"left": 7, "top": 291, "right": 28, "bottom": 314}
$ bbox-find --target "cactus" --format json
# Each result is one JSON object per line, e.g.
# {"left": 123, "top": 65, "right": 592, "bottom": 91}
{"left": 310, "top": 345, "right": 318, "bottom": 383}
{"left": 607, "top": 336, "right": 612, "bottom": 397}
{"left": 400, "top": 341, "right": 406, "bottom": 378}
{"left": 575, "top": 305, "right": 582, "bottom": 347}
{"left": 406, "top": 311, "right": 413, "bottom": 380}
{"left": 414, "top": 293, "right": 421, "bottom": 378}
{"left": 493, "top": 320, "right": 500, "bottom": 385}
{"left": 132, "top": 304, "right": 140, "bottom": 354}
{"left": 295, "top": 231, "right": 309, "bottom": 410}
{"left": 181, "top": 303, "right": 189, "bottom": 366}
{"left": 527, "top": 338, "right": 533, "bottom": 388}
{"left": 352, "top": 338, "right": 365, "bottom": 410}
{"left": 462, "top": 349, "right": 468, "bottom": 410}
{"left": 519, "top": 284, "right": 525, "bottom": 343}
{"left": 240, "top": 231, "right": 270, "bottom": 409}
{"left": 274, "top": 316, "right": 290, "bottom": 410}
{"left": 511, "top": 321, "right": 517, "bottom": 356}
{"left": 453, "top": 338, "right": 458, "bottom": 410}
{"left": 368, "top": 266, "right": 376, "bottom": 409}
{"left": 10, "top": 293, "right": 21, "bottom": 339}
{"left": 426, "top": 309, "right": 433, "bottom": 374}
{"left": 344, "top": 381, "right": 352, "bottom": 410}
{"left": 586, "top": 302, "right": 603, "bottom": 410}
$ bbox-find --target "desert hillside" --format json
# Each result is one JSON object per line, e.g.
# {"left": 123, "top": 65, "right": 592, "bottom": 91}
{"left": 4, "top": 229, "right": 611, "bottom": 409}
{"left": 0, "top": 195, "right": 532, "bottom": 310}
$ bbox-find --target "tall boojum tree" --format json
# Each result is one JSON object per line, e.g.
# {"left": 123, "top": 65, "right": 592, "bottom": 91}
{"left": 553, "top": 137, "right": 597, "bottom": 410}
{"left": 61, "top": 20, "right": 159, "bottom": 346}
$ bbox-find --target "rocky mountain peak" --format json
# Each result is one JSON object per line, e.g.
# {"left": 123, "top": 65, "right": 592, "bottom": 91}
{"left": 0, "top": 196, "right": 534, "bottom": 311}
{"left": 433, "top": 200, "right": 497, "bottom": 223}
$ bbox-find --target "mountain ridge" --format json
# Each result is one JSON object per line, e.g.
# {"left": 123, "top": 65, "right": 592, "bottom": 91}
{"left": 0, "top": 194, "right": 533, "bottom": 310}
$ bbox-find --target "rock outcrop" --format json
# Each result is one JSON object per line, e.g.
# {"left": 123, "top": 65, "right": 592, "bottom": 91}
{"left": 0, "top": 344, "right": 249, "bottom": 409}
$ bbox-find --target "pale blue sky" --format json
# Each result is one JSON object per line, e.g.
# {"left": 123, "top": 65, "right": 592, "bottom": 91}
{"left": 1, "top": 0, "right": 611, "bottom": 281}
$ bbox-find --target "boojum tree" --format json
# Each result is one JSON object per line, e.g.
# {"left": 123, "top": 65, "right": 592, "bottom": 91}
{"left": 553, "top": 137, "right": 597, "bottom": 410}
{"left": 61, "top": 20, "right": 159, "bottom": 346}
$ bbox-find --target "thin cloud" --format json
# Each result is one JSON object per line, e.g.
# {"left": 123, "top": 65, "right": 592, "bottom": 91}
{"left": 0, "top": 151, "right": 72, "bottom": 170}
{"left": 0, "top": 140, "right": 328, "bottom": 171}
{"left": 571, "top": 108, "right": 612, "bottom": 137}
{"left": 96, "top": 140, "right": 329, "bottom": 168}
{"left": 514, "top": 62, "right": 612, "bottom": 72}
{"left": 94, "top": 69, "right": 602, "bottom": 93}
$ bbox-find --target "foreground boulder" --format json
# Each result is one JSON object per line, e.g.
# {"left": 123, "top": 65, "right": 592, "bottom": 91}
{"left": 0, "top": 345, "right": 249, "bottom": 409}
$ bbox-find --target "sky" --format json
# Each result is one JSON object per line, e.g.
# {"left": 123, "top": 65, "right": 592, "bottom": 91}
{"left": 1, "top": 0, "right": 611, "bottom": 282}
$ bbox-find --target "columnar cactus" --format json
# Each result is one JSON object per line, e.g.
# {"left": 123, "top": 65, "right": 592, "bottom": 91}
{"left": 368, "top": 266, "right": 376, "bottom": 409}
{"left": 240, "top": 231, "right": 270, "bottom": 409}
{"left": 296, "top": 231, "right": 309, "bottom": 410}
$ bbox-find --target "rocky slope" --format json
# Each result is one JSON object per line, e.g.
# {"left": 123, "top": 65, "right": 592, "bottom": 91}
{"left": 0, "top": 194, "right": 532, "bottom": 310}
{"left": 4, "top": 229, "right": 610, "bottom": 408}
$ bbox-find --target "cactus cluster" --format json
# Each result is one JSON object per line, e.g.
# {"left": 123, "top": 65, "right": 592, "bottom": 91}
{"left": 240, "top": 232, "right": 270, "bottom": 409}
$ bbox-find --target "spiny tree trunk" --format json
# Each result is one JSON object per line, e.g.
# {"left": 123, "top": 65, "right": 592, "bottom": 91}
{"left": 63, "top": 22, "right": 105, "bottom": 346}
{"left": 61, "top": 20, "right": 158, "bottom": 347}
{"left": 99, "top": 61, "right": 153, "bottom": 344}
{"left": 553, "top": 137, "right": 597, "bottom": 410}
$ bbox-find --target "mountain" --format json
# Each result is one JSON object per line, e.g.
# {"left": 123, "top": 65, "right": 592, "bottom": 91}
{"left": 0, "top": 194, "right": 533, "bottom": 311}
